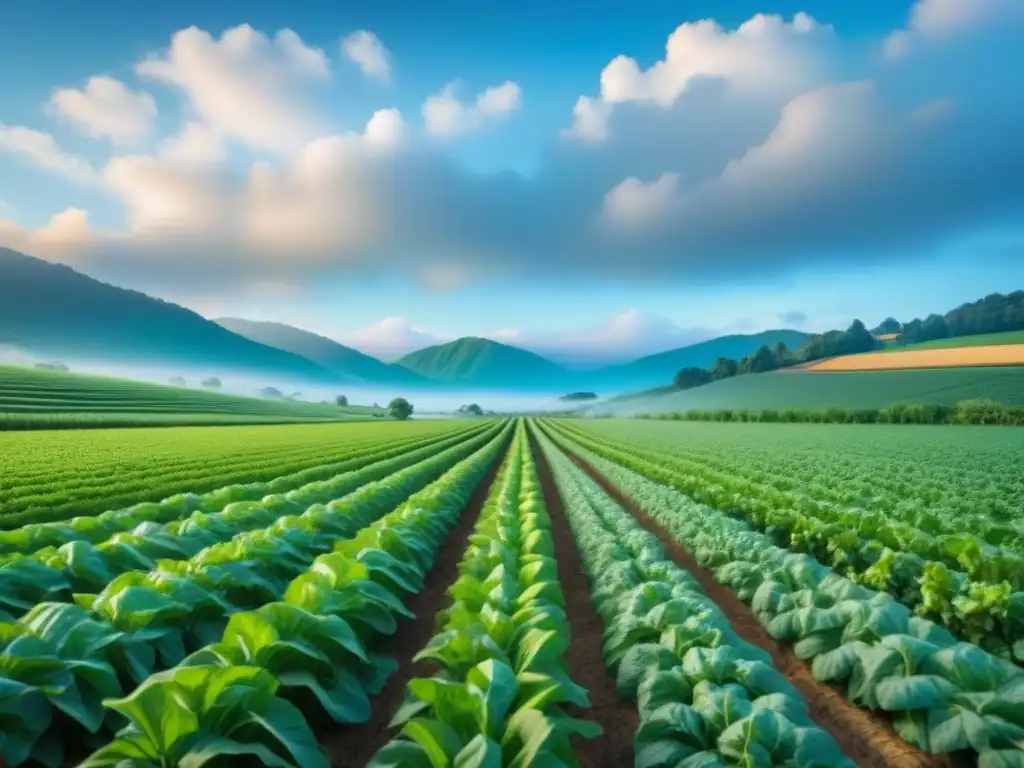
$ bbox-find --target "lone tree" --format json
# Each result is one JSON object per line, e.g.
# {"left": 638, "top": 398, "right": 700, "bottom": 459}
{"left": 388, "top": 397, "right": 414, "bottom": 420}
{"left": 335, "top": 395, "right": 348, "bottom": 407}
{"left": 260, "top": 386, "right": 284, "bottom": 399}
{"left": 459, "top": 403, "right": 483, "bottom": 416}
{"left": 201, "top": 377, "right": 221, "bottom": 389}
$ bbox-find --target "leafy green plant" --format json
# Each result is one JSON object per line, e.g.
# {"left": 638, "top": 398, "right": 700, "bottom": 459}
{"left": 534, "top": 425, "right": 853, "bottom": 767}
{"left": 539, "top": 419, "right": 1024, "bottom": 762}
{"left": 371, "top": 423, "right": 599, "bottom": 766}
{"left": 78, "top": 665, "right": 327, "bottom": 768}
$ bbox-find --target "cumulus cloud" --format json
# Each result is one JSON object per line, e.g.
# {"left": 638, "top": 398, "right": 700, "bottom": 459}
{"left": 339, "top": 316, "right": 451, "bottom": 360}
{"left": 48, "top": 76, "right": 156, "bottom": 143}
{"left": 885, "top": 0, "right": 1024, "bottom": 57}
{"left": 565, "top": 12, "right": 836, "bottom": 142}
{"left": 136, "top": 24, "right": 329, "bottom": 152}
{"left": 423, "top": 81, "right": 521, "bottom": 137}
{"left": 0, "top": 207, "right": 98, "bottom": 258}
{"left": 2, "top": 6, "right": 1024, "bottom": 297}
{"left": 0, "top": 125, "right": 98, "bottom": 184}
{"left": 341, "top": 30, "right": 391, "bottom": 83}
{"left": 602, "top": 172, "right": 681, "bottom": 231}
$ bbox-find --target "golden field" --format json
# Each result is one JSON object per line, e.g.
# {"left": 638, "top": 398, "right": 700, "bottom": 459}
{"left": 807, "top": 344, "right": 1024, "bottom": 371}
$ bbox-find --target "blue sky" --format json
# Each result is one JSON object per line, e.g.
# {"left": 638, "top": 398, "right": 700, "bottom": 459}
{"left": 1, "top": 0, "right": 1022, "bottom": 364}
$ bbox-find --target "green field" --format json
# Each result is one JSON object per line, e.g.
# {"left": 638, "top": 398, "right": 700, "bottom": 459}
{"left": 0, "top": 418, "right": 482, "bottom": 526}
{"left": 0, "top": 364, "right": 383, "bottom": 428}
{"left": 601, "top": 365, "right": 1024, "bottom": 414}
{"left": 0, "top": 416, "right": 1022, "bottom": 766}
{"left": 882, "top": 329, "right": 1024, "bottom": 352}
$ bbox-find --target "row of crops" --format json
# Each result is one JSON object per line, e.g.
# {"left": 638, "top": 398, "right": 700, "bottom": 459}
{"left": 0, "top": 364, "right": 368, "bottom": 420}
{"left": 3, "top": 413, "right": 1024, "bottom": 766}
{"left": 0, "top": 419, "right": 482, "bottom": 526}
{"left": 540, "top": 418, "right": 1024, "bottom": 765}
{"left": 0, "top": 420, "right": 512, "bottom": 765}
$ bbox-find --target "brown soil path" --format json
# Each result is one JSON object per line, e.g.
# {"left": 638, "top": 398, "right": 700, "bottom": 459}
{"left": 559, "top": 443, "right": 953, "bottom": 768}
{"left": 321, "top": 449, "right": 507, "bottom": 767}
{"left": 529, "top": 431, "right": 639, "bottom": 768}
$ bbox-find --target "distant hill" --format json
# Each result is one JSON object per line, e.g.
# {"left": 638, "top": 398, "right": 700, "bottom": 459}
{"left": 0, "top": 248, "right": 338, "bottom": 383}
{"left": 216, "top": 318, "right": 432, "bottom": 388}
{"left": 591, "top": 329, "right": 808, "bottom": 390}
{"left": 397, "top": 336, "right": 572, "bottom": 390}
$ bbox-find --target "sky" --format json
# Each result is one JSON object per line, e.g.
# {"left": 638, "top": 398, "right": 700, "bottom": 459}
{"left": 1, "top": 0, "right": 1022, "bottom": 366}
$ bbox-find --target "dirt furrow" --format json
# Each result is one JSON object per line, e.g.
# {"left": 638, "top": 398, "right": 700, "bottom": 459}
{"left": 321, "top": 449, "right": 507, "bottom": 768}
{"left": 561, "top": 446, "right": 951, "bottom": 768}
{"left": 530, "top": 431, "right": 639, "bottom": 768}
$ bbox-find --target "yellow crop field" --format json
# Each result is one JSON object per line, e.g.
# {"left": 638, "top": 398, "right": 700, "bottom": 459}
{"left": 807, "top": 344, "right": 1024, "bottom": 371}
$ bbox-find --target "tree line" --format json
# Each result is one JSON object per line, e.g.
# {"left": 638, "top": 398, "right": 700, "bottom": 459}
{"left": 633, "top": 399, "right": 1024, "bottom": 426}
{"left": 673, "top": 320, "right": 878, "bottom": 390}
{"left": 873, "top": 290, "right": 1024, "bottom": 345}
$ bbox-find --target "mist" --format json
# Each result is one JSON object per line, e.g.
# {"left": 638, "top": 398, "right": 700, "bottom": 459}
{"left": 0, "top": 348, "right": 586, "bottom": 415}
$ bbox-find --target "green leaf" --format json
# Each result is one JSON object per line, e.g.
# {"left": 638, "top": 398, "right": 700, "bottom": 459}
{"left": 401, "top": 718, "right": 464, "bottom": 768}
{"left": 874, "top": 675, "right": 959, "bottom": 712}
{"left": 241, "top": 697, "right": 329, "bottom": 768}
{"left": 177, "top": 735, "right": 295, "bottom": 768}
{"left": 637, "top": 667, "right": 693, "bottom": 720}
{"left": 277, "top": 668, "right": 371, "bottom": 724}
{"left": 635, "top": 739, "right": 699, "bottom": 768}
{"left": 466, "top": 659, "right": 519, "bottom": 737}
{"left": 634, "top": 703, "right": 712, "bottom": 751}
{"left": 368, "top": 740, "right": 434, "bottom": 768}
{"left": 617, "top": 644, "right": 679, "bottom": 701}
{"left": 453, "top": 734, "right": 502, "bottom": 768}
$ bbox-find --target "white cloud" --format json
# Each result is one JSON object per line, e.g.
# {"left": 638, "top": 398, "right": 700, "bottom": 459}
{"left": 136, "top": 24, "right": 329, "bottom": 152}
{"left": 341, "top": 30, "right": 391, "bottom": 83}
{"left": 3, "top": 10, "right": 1024, "bottom": 299}
{"left": 363, "top": 108, "right": 404, "bottom": 147}
{"left": 0, "top": 207, "right": 98, "bottom": 258}
{"left": 339, "top": 316, "right": 451, "bottom": 360}
{"left": 48, "top": 76, "right": 156, "bottom": 143}
{"left": 423, "top": 81, "right": 521, "bottom": 137}
{"left": 885, "top": 0, "right": 1024, "bottom": 57}
{"left": 0, "top": 125, "right": 98, "bottom": 184}
{"left": 566, "top": 13, "right": 835, "bottom": 141}
{"left": 602, "top": 172, "right": 681, "bottom": 231}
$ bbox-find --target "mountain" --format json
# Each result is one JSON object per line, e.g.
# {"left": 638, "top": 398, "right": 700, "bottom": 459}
{"left": 591, "top": 329, "right": 808, "bottom": 391}
{"left": 216, "top": 318, "right": 432, "bottom": 387}
{"left": 396, "top": 336, "right": 572, "bottom": 390}
{"left": 0, "top": 248, "right": 338, "bottom": 384}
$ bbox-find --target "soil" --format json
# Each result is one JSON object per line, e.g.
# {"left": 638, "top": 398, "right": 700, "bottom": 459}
{"left": 562, "top": 446, "right": 955, "bottom": 768}
{"left": 530, "top": 430, "right": 640, "bottom": 768}
{"left": 320, "top": 449, "right": 507, "bottom": 768}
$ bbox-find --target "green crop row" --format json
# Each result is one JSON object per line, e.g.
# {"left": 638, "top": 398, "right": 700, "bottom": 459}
{"left": 551, "top": 421, "right": 1024, "bottom": 660}
{"left": 564, "top": 420, "right": 1024, "bottom": 542}
{"left": 82, "top": 420, "right": 509, "bottom": 767}
{"left": 0, "top": 420, "right": 476, "bottom": 523}
{"left": 0, "top": 423, "right": 491, "bottom": 551}
{"left": 535, "top": 424, "right": 854, "bottom": 767}
{"left": 0, "top": 424, "right": 512, "bottom": 766}
{"left": 540, "top": 421, "right": 1024, "bottom": 764}
{"left": 370, "top": 421, "right": 599, "bottom": 766}
{"left": 0, "top": 423, "right": 505, "bottom": 618}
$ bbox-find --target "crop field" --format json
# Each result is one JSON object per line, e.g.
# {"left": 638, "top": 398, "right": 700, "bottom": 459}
{"left": 606, "top": 364, "right": 1024, "bottom": 414}
{"left": 807, "top": 345, "right": 1024, "bottom": 371}
{"left": 883, "top": 329, "right": 1024, "bottom": 352}
{"left": 0, "top": 419, "right": 485, "bottom": 528}
{"left": 1, "top": 415, "right": 1022, "bottom": 767}
{"left": 0, "top": 364, "right": 382, "bottom": 429}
